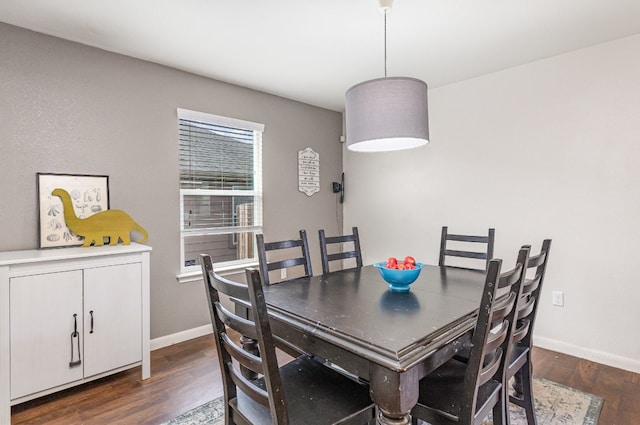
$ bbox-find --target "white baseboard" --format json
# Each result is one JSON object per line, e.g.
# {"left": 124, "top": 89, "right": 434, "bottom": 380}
{"left": 150, "top": 324, "right": 213, "bottom": 351}
{"left": 535, "top": 336, "right": 640, "bottom": 374}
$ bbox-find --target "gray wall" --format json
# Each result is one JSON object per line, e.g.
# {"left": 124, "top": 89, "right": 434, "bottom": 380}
{"left": 0, "top": 23, "right": 345, "bottom": 339}
{"left": 344, "top": 34, "right": 640, "bottom": 373}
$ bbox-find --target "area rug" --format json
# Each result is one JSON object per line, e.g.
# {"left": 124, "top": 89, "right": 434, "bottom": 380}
{"left": 161, "top": 377, "right": 603, "bottom": 425}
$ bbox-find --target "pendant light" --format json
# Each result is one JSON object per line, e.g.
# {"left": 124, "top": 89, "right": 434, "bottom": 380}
{"left": 345, "top": 0, "right": 429, "bottom": 152}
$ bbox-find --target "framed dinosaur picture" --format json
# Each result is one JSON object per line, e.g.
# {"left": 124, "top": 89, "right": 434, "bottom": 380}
{"left": 37, "top": 173, "right": 110, "bottom": 248}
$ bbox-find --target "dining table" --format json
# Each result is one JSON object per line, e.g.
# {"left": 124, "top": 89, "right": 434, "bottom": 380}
{"left": 256, "top": 263, "right": 487, "bottom": 425}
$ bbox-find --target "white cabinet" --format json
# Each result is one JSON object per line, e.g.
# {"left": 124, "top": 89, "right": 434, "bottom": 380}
{"left": 0, "top": 244, "right": 151, "bottom": 425}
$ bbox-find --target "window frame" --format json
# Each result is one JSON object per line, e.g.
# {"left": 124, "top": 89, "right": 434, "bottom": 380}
{"left": 176, "top": 108, "right": 264, "bottom": 282}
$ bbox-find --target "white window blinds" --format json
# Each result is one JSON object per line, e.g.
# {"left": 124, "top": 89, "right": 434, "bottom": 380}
{"left": 177, "top": 108, "right": 263, "bottom": 272}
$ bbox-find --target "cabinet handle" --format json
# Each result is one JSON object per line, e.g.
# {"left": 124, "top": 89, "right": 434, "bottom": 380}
{"left": 69, "top": 314, "right": 82, "bottom": 368}
{"left": 90, "top": 310, "right": 94, "bottom": 334}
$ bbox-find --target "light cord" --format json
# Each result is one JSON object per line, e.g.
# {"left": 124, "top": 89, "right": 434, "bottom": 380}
{"left": 384, "top": 10, "right": 388, "bottom": 78}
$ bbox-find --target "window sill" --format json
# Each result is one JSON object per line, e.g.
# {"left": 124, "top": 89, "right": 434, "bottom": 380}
{"left": 176, "top": 261, "right": 259, "bottom": 284}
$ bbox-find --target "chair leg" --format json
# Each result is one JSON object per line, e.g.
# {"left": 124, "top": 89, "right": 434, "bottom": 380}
{"left": 507, "top": 354, "right": 537, "bottom": 425}
{"left": 519, "top": 359, "right": 537, "bottom": 425}
{"left": 491, "top": 389, "right": 506, "bottom": 425}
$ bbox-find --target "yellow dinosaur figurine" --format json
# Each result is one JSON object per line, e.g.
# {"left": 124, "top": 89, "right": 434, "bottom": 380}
{"left": 52, "top": 188, "right": 149, "bottom": 247}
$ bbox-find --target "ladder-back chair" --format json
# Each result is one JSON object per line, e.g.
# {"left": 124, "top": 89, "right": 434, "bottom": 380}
{"left": 439, "top": 226, "right": 496, "bottom": 271}
{"left": 256, "top": 230, "right": 312, "bottom": 285}
{"left": 505, "top": 239, "right": 552, "bottom": 425}
{"left": 200, "top": 255, "right": 375, "bottom": 425}
{"left": 411, "top": 247, "right": 529, "bottom": 425}
{"left": 318, "top": 226, "right": 363, "bottom": 274}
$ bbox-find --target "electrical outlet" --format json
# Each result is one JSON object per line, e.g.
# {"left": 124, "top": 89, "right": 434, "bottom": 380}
{"left": 552, "top": 291, "right": 564, "bottom": 307}
{"left": 280, "top": 268, "right": 287, "bottom": 280}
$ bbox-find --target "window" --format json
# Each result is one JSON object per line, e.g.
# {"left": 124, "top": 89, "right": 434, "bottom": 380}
{"left": 178, "top": 108, "right": 264, "bottom": 277}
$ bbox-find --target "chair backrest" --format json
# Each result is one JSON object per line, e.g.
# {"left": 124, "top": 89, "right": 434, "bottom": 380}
{"left": 438, "top": 226, "right": 495, "bottom": 271}
{"left": 318, "top": 226, "right": 363, "bottom": 274}
{"left": 200, "top": 254, "right": 289, "bottom": 424}
{"left": 256, "top": 230, "right": 312, "bottom": 285}
{"left": 460, "top": 247, "right": 529, "bottom": 423}
{"left": 511, "top": 239, "right": 552, "bottom": 351}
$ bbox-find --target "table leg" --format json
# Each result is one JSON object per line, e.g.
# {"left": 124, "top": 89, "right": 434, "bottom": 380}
{"left": 512, "top": 368, "right": 524, "bottom": 397}
{"left": 234, "top": 303, "right": 260, "bottom": 380}
{"left": 369, "top": 365, "right": 421, "bottom": 425}
{"left": 375, "top": 409, "right": 411, "bottom": 425}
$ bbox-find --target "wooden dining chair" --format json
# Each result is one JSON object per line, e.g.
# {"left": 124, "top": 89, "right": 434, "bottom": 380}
{"left": 200, "top": 255, "right": 375, "bottom": 425}
{"left": 256, "top": 230, "right": 312, "bottom": 285}
{"left": 505, "top": 239, "right": 552, "bottom": 425}
{"left": 318, "top": 226, "right": 363, "bottom": 274}
{"left": 438, "top": 226, "right": 495, "bottom": 271}
{"left": 411, "top": 247, "right": 529, "bottom": 425}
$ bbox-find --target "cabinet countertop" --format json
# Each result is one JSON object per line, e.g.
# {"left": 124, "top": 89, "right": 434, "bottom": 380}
{"left": 0, "top": 243, "right": 152, "bottom": 266}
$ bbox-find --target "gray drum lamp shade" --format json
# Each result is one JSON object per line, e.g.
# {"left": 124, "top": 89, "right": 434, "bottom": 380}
{"left": 345, "top": 77, "right": 429, "bottom": 152}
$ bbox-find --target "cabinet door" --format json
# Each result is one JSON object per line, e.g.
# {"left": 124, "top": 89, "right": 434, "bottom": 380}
{"left": 83, "top": 263, "right": 142, "bottom": 377}
{"left": 10, "top": 270, "right": 84, "bottom": 399}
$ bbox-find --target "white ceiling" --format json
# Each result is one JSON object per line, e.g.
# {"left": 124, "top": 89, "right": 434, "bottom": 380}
{"left": 2, "top": 0, "right": 639, "bottom": 112}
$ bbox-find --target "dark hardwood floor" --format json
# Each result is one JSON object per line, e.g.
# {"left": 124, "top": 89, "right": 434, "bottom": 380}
{"left": 11, "top": 335, "right": 640, "bottom": 424}
{"left": 531, "top": 347, "right": 640, "bottom": 425}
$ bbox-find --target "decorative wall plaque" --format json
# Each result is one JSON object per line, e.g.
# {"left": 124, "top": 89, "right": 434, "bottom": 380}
{"left": 298, "top": 147, "right": 320, "bottom": 196}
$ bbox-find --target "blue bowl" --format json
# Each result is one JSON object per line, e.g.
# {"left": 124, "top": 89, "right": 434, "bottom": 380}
{"left": 374, "top": 262, "right": 424, "bottom": 292}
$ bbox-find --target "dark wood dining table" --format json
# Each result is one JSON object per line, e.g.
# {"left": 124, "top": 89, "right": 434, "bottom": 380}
{"left": 259, "top": 264, "right": 486, "bottom": 425}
